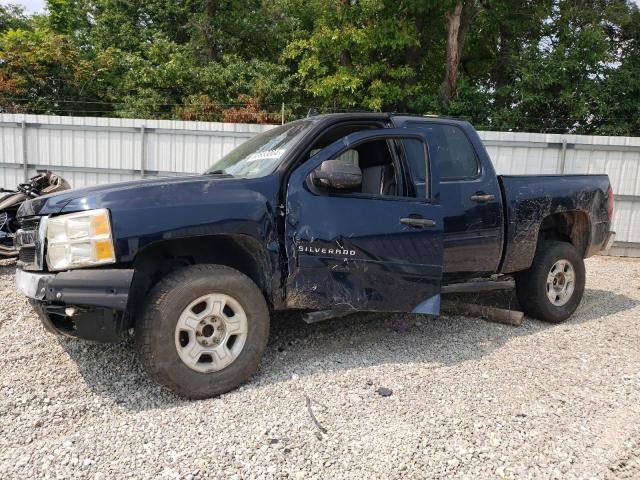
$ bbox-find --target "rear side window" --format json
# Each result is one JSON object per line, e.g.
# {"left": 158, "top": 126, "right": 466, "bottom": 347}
{"left": 405, "top": 123, "right": 478, "bottom": 180}
{"left": 402, "top": 138, "right": 428, "bottom": 184}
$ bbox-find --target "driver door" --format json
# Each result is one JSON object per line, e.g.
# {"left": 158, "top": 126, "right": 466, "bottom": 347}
{"left": 284, "top": 128, "right": 444, "bottom": 314}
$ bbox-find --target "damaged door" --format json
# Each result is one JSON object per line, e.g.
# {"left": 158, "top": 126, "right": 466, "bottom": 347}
{"left": 284, "top": 129, "right": 444, "bottom": 315}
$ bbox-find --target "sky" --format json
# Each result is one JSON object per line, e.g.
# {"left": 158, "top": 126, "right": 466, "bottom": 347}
{"left": 1, "top": 0, "right": 44, "bottom": 13}
{"left": 2, "top": 0, "right": 640, "bottom": 15}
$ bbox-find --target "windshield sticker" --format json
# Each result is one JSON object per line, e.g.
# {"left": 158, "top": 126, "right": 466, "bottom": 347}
{"left": 245, "top": 149, "right": 286, "bottom": 163}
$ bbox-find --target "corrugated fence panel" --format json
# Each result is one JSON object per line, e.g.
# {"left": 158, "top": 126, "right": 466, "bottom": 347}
{"left": 0, "top": 114, "right": 638, "bottom": 256}
{"left": 0, "top": 115, "right": 274, "bottom": 189}
{"left": 478, "top": 131, "right": 640, "bottom": 255}
{"left": 479, "top": 131, "right": 564, "bottom": 174}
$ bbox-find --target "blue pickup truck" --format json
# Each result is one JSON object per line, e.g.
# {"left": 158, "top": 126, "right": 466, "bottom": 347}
{"left": 14, "top": 113, "right": 615, "bottom": 398}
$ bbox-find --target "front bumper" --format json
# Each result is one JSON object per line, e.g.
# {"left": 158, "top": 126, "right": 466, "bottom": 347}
{"left": 16, "top": 268, "right": 135, "bottom": 342}
{"left": 16, "top": 268, "right": 134, "bottom": 308}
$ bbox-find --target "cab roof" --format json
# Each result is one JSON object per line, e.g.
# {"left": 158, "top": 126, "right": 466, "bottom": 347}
{"left": 303, "top": 112, "right": 471, "bottom": 128}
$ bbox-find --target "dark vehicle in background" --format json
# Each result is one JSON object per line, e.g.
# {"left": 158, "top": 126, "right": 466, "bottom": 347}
{"left": 13, "top": 114, "right": 615, "bottom": 398}
{"left": 0, "top": 172, "right": 70, "bottom": 258}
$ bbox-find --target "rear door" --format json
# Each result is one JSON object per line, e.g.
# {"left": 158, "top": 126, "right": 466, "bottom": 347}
{"left": 393, "top": 118, "right": 504, "bottom": 274}
{"left": 284, "top": 128, "right": 444, "bottom": 315}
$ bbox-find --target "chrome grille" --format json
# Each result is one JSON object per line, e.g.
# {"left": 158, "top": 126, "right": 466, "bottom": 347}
{"left": 16, "top": 216, "right": 43, "bottom": 271}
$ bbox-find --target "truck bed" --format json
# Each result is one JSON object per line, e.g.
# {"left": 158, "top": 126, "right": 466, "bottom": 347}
{"left": 498, "top": 174, "right": 611, "bottom": 273}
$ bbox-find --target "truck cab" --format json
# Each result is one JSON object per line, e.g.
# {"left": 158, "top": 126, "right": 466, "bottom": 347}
{"left": 13, "top": 113, "right": 614, "bottom": 398}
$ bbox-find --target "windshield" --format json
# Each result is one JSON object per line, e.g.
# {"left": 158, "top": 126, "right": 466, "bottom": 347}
{"left": 205, "top": 120, "right": 312, "bottom": 177}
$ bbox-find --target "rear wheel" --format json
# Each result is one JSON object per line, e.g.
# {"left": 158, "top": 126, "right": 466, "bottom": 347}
{"left": 136, "top": 264, "right": 270, "bottom": 399}
{"left": 515, "top": 241, "right": 585, "bottom": 323}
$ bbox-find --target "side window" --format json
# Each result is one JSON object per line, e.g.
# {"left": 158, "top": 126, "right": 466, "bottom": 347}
{"left": 406, "top": 123, "right": 478, "bottom": 180}
{"left": 310, "top": 148, "right": 358, "bottom": 165}
{"left": 403, "top": 138, "right": 427, "bottom": 183}
{"left": 357, "top": 140, "right": 397, "bottom": 196}
{"left": 312, "top": 139, "right": 400, "bottom": 197}
{"left": 335, "top": 149, "right": 359, "bottom": 166}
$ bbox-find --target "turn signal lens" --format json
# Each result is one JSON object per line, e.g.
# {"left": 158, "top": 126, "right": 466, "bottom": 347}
{"left": 94, "top": 239, "right": 115, "bottom": 262}
{"left": 93, "top": 214, "right": 111, "bottom": 237}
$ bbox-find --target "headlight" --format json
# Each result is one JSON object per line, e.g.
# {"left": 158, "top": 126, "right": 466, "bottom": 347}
{"left": 46, "top": 209, "right": 116, "bottom": 271}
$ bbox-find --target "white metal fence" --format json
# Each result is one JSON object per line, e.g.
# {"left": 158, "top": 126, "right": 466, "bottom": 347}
{"left": 480, "top": 131, "right": 640, "bottom": 257}
{"left": 0, "top": 114, "right": 638, "bottom": 256}
{"left": 0, "top": 114, "right": 272, "bottom": 189}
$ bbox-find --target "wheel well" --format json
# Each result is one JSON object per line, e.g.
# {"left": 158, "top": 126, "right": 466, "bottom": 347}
{"left": 538, "top": 211, "right": 590, "bottom": 257}
{"left": 128, "top": 235, "right": 273, "bottom": 319}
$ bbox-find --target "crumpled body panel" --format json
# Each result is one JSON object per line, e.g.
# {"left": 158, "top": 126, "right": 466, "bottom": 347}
{"left": 499, "top": 174, "right": 611, "bottom": 273}
{"left": 284, "top": 129, "right": 444, "bottom": 315}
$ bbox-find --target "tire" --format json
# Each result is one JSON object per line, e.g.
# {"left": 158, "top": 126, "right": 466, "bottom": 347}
{"left": 515, "top": 241, "right": 585, "bottom": 323}
{"left": 135, "top": 264, "right": 270, "bottom": 399}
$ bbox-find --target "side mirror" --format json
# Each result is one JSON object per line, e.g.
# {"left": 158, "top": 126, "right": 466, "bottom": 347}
{"left": 311, "top": 160, "right": 362, "bottom": 190}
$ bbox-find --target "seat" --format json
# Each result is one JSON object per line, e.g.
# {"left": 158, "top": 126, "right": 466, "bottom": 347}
{"left": 361, "top": 165, "right": 396, "bottom": 196}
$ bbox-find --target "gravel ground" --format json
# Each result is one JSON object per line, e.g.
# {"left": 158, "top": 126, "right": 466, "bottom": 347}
{"left": 1, "top": 256, "right": 639, "bottom": 480}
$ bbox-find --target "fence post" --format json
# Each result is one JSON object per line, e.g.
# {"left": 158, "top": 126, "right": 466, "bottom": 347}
{"left": 281, "top": 103, "right": 285, "bottom": 125}
{"left": 21, "top": 121, "right": 28, "bottom": 181}
{"left": 140, "top": 125, "right": 146, "bottom": 178}
{"left": 558, "top": 138, "right": 568, "bottom": 174}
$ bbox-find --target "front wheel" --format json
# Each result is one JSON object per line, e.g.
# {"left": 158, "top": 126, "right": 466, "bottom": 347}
{"left": 515, "top": 241, "right": 586, "bottom": 323}
{"left": 135, "top": 264, "right": 270, "bottom": 399}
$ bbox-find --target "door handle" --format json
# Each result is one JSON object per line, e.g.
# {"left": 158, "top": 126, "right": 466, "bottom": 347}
{"left": 400, "top": 217, "right": 436, "bottom": 228}
{"left": 470, "top": 193, "right": 495, "bottom": 202}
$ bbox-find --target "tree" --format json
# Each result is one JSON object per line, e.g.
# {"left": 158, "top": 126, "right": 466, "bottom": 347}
{"left": 0, "top": 26, "right": 111, "bottom": 114}
{"left": 192, "top": 0, "right": 280, "bottom": 62}
{"left": 592, "top": 4, "right": 640, "bottom": 135}
{"left": 439, "top": 0, "right": 478, "bottom": 106}
{"left": 0, "top": 0, "right": 636, "bottom": 133}
{"left": 494, "top": 0, "right": 626, "bottom": 133}
{"left": 0, "top": 4, "right": 30, "bottom": 32}
{"left": 282, "top": 0, "right": 446, "bottom": 111}
{"left": 443, "top": 0, "right": 635, "bottom": 133}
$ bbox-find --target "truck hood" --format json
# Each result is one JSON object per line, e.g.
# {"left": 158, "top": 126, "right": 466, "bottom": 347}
{"left": 18, "top": 174, "right": 269, "bottom": 217}
{"left": 17, "top": 173, "right": 280, "bottom": 266}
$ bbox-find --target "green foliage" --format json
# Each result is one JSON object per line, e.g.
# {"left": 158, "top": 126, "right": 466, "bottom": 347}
{"left": 0, "top": 4, "right": 30, "bottom": 32}
{"left": 0, "top": 0, "right": 637, "bottom": 133}
{"left": 283, "top": 0, "right": 425, "bottom": 111}
{"left": 190, "top": 0, "right": 282, "bottom": 62}
{"left": 0, "top": 26, "right": 107, "bottom": 114}
{"left": 440, "top": 0, "right": 640, "bottom": 133}
{"left": 592, "top": 6, "right": 640, "bottom": 135}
